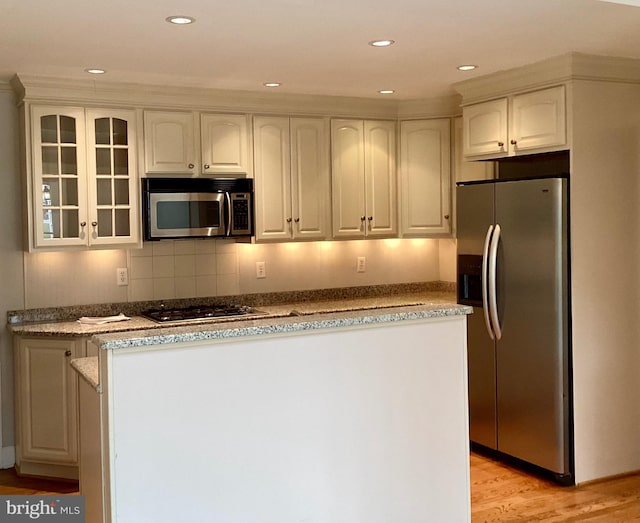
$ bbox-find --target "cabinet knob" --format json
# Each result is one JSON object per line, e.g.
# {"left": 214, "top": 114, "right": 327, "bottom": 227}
{"left": 444, "top": 214, "right": 450, "bottom": 220}
{"left": 361, "top": 216, "right": 366, "bottom": 221}
{"left": 510, "top": 139, "right": 517, "bottom": 146}
{"left": 367, "top": 216, "right": 373, "bottom": 221}
{"left": 286, "top": 217, "right": 292, "bottom": 223}
{"left": 498, "top": 141, "right": 504, "bottom": 148}
{"left": 294, "top": 218, "right": 300, "bottom": 223}
{"left": 80, "top": 221, "right": 87, "bottom": 228}
{"left": 187, "top": 163, "right": 194, "bottom": 169}
{"left": 204, "top": 164, "right": 210, "bottom": 170}
{"left": 92, "top": 221, "right": 98, "bottom": 227}
{"left": 65, "top": 350, "right": 72, "bottom": 357}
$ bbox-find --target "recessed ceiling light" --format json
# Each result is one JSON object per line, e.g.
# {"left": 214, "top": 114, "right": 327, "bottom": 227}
{"left": 166, "top": 15, "right": 195, "bottom": 25}
{"left": 378, "top": 90, "right": 395, "bottom": 95}
{"left": 85, "top": 68, "right": 106, "bottom": 74}
{"left": 263, "top": 82, "right": 281, "bottom": 88}
{"left": 457, "top": 64, "right": 478, "bottom": 71}
{"left": 369, "top": 39, "right": 395, "bottom": 47}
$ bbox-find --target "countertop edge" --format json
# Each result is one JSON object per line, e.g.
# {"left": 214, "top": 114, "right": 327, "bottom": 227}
{"left": 70, "top": 357, "right": 100, "bottom": 392}
{"left": 93, "top": 304, "right": 472, "bottom": 351}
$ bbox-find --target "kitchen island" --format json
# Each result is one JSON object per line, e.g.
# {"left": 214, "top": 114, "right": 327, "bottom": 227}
{"left": 68, "top": 299, "right": 472, "bottom": 522}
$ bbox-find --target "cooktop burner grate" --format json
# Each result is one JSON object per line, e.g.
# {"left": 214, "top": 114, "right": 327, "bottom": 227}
{"left": 142, "top": 304, "right": 256, "bottom": 323}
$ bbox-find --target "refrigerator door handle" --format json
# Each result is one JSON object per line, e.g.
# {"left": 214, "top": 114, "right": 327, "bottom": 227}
{"left": 488, "top": 223, "right": 503, "bottom": 340}
{"left": 482, "top": 225, "right": 495, "bottom": 340}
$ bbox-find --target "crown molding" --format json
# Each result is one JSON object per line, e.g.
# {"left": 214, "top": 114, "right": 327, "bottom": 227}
{"left": 12, "top": 74, "right": 402, "bottom": 119}
{"left": 453, "top": 52, "right": 640, "bottom": 105}
{"left": 397, "top": 94, "right": 462, "bottom": 119}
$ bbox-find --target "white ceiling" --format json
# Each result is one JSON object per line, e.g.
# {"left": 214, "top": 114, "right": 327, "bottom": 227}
{"left": 2, "top": 0, "right": 640, "bottom": 100}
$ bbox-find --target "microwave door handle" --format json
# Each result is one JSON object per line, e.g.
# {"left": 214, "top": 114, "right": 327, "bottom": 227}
{"left": 482, "top": 225, "right": 495, "bottom": 340}
{"left": 225, "top": 192, "right": 232, "bottom": 236}
{"left": 488, "top": 223, "right": 502, "bottom": 341}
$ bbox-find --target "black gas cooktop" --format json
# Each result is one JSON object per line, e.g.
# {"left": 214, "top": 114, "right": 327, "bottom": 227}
{"left": 141, "top": 304, "right": 257, "bottom": 323}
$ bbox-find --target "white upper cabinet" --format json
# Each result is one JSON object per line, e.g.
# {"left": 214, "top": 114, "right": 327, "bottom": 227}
{"left": 201, "top": 113, "right": 252, "bottom": 176}
{"left": 399, "top": 119, "right": 451, "bottom": 236}
{"left": 144, "top": 110, "right": 252, "bottom": 176}
{"left": 30, "top": 105, "right": 139, "bottom": 250}
{"left": 143, "top": 111, "right": 196, "bottom": 174}
{"left": 463, "top": 85, "right": 566, "bottom": 159}
{"left": 331, "top": 119, "right": 397, "bottom": 239}
{"left": 253, "top": 116, "right": 329, "bottom": 241}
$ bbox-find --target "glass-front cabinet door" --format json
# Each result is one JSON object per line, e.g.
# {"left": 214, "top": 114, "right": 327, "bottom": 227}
{"left": 30, "top": 106, "right": 139, "bottom": 249}
{"left": 32, "top": 106, "right": 88, "bottom": 247}
{"left": 86, "top": 109, "right": 138, "bottom": 245}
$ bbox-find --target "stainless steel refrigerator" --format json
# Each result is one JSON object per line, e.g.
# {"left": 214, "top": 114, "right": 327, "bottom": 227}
{"left": 456, "top": 175, "right": 573, "bottom": 484}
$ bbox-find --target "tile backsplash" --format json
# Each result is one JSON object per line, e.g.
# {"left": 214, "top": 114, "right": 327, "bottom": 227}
{"left": 128, "top": 239, "right": 240, "bottom": 301}
{"left": 21, "top": 238, "right": 454, "bottom": 309}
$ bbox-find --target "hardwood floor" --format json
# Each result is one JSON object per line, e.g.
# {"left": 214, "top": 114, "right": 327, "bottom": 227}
{"left": 1, "top": 456, "right": 638, "bottom": 521}
{"left": 0, "top": 468, "right": 78, "bottom": 495}
{"left": 471, "top": 452, "right": 640, "bottom": 522}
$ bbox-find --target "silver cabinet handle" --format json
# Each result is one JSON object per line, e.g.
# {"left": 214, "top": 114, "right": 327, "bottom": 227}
{"left": 482, "top": 225, "right": 495, "bottom": 341}
{"left": 488, "top": 223, "right": 502, "bottom": 341}
{"left": 188, "top": 163, "right": 195, "bottom": 169}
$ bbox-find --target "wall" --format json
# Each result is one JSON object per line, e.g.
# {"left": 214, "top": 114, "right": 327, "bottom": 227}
{"left": 0, "top": 88, "right": 25, "bottom": 465}
{"left": 570, "top": 80, "right": 640, "bottom": 483}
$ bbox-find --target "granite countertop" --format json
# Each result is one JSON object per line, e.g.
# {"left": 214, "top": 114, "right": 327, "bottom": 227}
{"left": 9, "top": 289, "right": 469, "bottom": 341}
{"left": 70, "top": 357, "right": 99, "bottom": 391}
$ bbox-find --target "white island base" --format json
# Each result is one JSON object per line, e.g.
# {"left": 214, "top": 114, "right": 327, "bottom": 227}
{"left": 82, "top": 314, "right": 471, "bottom": 523}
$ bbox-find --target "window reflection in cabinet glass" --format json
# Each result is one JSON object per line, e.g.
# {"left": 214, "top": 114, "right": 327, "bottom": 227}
{"left": 41, "top": 147, "right": 58, "bottom": 174}
{"left": 97, "top": 209, "right": 112, "bottom": 237}
{"left": 40, "top": 115, "right": 58, "bottom": 143}
{"left": 59, "top": 116, "right": 76, "bottom": 144}
{"left": 113, "top": 149, "right": 128, "bottom": 175}
{"left": 42, "top": 181, "right": 59, "bottom": 207}
{"left": 96, "top": 179, "right": 112, "bottom": 205}
{"left": 96, "top": 148, "right": 111, "bottom": 175}
{"left": 61, "top": 179, "right": 78, "bottom": 206}
{"left": 95, "top": 118, "right": 110, "bottom": 145}
{"left": 60, "top": 147, "right": 77, "bottom": 175}
{"left": 115, "top": 209, "right": 129, "bottom": 236}
{"left": 114, "top": 179, "right": 129, "bottom": 205}
{"left": 113, "top": 119, "right": 128, "bottom": 146}
{"left": 43, "top": 209, "right": 60, "bottom": 238}
{"left": 62, "top": 210, "right": 79, "bottom": 238}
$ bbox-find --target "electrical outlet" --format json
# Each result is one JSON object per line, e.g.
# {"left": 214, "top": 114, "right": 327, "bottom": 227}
{"left": 116, "top": 267, "right": 129, "bottom": 286}
{"left": 357, "top": 257, "right": 366, "bottom": 273}
{"left": 256, "top": 261, "right": 266, "bottom": 279}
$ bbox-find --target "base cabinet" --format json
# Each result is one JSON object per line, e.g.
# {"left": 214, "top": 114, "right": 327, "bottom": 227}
{"left": 14, "top": 336, "right": 85, "bottom": 479}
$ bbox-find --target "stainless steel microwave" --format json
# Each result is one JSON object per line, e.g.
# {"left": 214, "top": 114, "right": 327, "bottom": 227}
{"left": 142, "top": 178, "right": 254, "bottom": 240}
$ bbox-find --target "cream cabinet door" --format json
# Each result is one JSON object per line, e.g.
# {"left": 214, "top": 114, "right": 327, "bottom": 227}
{"left": 290, "top": 118, "right": 330, "bottom": 241}
{"left": 201, "top": 113, "right": 252, "bottom": 176}
{"left": 16, "top": 337, "right": 81, "bottom": 475}
{"left": 400, "top": 119, "right": 451, "bottom": 236}
{"left": 509, "top": 85, "right": 566, "bottom": 153}
{"left": 31, "top": 106, "right": 88, "bottom": 248}
{"left": 143, "top": 111, "right": 196, "bottom": 174}
{"left": 86, "top": 108, "right": 139, "bottom": 246}
{"left": 253, "top": 116, "right": 292, "bottom": 241}
{"left": 462, "top": 98, "right": 508, "bottom": 158}
{"left": 364, "top": 120, "right": 397, "bottom": 238}
{"left": 331, "top": 119, "right": 366, "bottom": 238}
